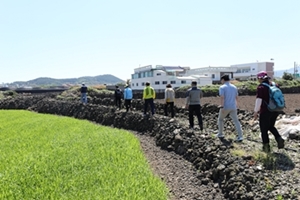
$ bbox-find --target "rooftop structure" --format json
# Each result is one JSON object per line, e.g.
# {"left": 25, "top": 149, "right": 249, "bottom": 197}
{"left": 131, "top": 65, "right": 212, "bottom": 91}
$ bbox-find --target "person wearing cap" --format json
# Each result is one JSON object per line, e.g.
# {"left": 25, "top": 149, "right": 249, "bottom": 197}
{"left": 254, "top": 71, "right": 284, "bottom": 152}
{"left": 123, "top": 84, "right": 133, "bottom": 112}
{"left": 185, "top": 81, "right": 203, "bottom": 130}
{"left": 143, "top": 82, "right": 156, "bottom": 117}
{"left": 216, "top": 75, "right": 243, "bottom": 142}
{"left": 164, "top": 84, "right": 175, "bottom": 118}
{"left": 80, "top": 83, "right": 88, "bottom": 104}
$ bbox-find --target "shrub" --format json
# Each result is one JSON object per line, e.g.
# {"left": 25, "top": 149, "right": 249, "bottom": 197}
{"left": 0, "top": 92, "right": 4, "bottom": 100}
{"left": 282, "top": 72, "right": 294, "bottom": 81}
{"left": 3, "top": 90, "right": 17, "bottom": 97}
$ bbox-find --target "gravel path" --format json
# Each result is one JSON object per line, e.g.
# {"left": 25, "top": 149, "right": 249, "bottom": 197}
{"left": 134, "top": 133, "right": 226, "bottom": 200}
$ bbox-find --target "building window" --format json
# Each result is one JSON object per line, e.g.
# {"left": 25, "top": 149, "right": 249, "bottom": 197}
{"left": 136, "top": 83, "right": 138, "bottom": 86}
{"left": 132, "top": 74, "right": 139, "bottom": 79}
{"left": 170, "top": 81, "right": 176, "bottom": 84}
{"left": 142, "top": 82, "right": 145, "bottom": 86}
{"left": 252, "top": 68, "right": 255, "bottom": 71}
{"left": 155, "top": 81, "right": 160, "bottom": 85}
{"left": 132, "top": 83, "right": 134, "bottom": 87}
{"left": 237, "top": 68, "right": 251, "bottom": 73}
{"left": 162, "top": 81, "right": 167, "bottom": 84}
{"left": 148, "top": 71, "right": 153, "bottom": 77}
{"left": 181, "top": 80, "right": 186, "bottom": 84}
{"left": 212, "top": 74, "right": 215, "bottom": 78}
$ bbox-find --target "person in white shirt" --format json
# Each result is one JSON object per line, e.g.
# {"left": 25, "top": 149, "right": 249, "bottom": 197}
{"left": 164, "top": 84, "right": 175, "bottom": 118}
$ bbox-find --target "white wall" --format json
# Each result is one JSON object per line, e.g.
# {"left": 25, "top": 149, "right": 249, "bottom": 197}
{"left": 186, "top": 67, "right": 236, "bottom": 81}
{"left": 197, "top": 77, "right": 213, "bottom": 86}
{"left": 131, "top": 69, "right": 212, "bottom": 90}
{"left": 231, "top": 62, "right": 272, "bottom": 80}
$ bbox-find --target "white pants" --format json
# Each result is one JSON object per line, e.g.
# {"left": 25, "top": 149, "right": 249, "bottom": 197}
{"left": 218, "top": 109, "right": 243, "bottom": 139}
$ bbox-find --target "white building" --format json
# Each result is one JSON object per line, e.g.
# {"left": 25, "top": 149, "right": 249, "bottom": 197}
{"left": 231, "top": 62, "right": 274, "bottom": 80}
{"left": 131, "top": 65, "right": 212, "bottom": 91}
{"left": 186, "top": 66, "right": 238, "bottom": 83}
{"left": 185, "top": 62, "right": 274, "bottom": 82}
{"left": 130, "top": 62, "right": 275, "bottom": 90}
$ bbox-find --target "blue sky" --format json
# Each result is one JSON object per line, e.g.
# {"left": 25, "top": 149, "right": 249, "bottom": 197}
{"left": 1, "top": 0, "right": 299, "bottom": 83}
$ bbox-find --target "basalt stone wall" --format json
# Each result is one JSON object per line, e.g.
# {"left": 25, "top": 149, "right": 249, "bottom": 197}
{"left": 75, "top": 96, "right": 255, "bottom": 131}
{"left": 0, "top": 95, "right": 255, "bottom": 132}
{"left": 98, "top": 85, "right": 300, "bottom": 100}
{"left": 0, "top": 96, "right": 297, "bottom": 200}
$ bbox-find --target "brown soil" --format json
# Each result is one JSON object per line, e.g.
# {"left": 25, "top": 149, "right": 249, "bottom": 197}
{"left": 158, "top": 93, "right": 300, "bottom": 114}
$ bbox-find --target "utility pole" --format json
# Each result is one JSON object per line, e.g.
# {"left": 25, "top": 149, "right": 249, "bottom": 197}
{"left": 294, "top": 62, "right": 296, "bottom": 79}
{"left": 295, "top": 62, "right": 299, "bottom": 79}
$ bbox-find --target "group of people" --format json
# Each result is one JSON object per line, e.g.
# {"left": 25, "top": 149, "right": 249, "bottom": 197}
{"left": 186, "top": 71, "right": 284, "bottom": 152}
{"left": 114, "top": 82, "right": 156, "bottom": 116}
{"left": 80, "top": 70, "right": 285, "bottom": 153}
{"left": 114, "top": 85, "right": 133, "bottom": 112}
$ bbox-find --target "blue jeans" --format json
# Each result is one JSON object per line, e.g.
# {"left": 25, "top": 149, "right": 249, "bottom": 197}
{"left": 81, "top": 93, "right": 87, "bottom": 103}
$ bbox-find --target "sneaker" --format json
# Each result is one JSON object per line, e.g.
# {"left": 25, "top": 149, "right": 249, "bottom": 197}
{"left": 276, "top": 137, "right": 285, "bottom": 149}
{"left": 262, "top": 144, "right": 271, "bottom": 153}
{"left": 234, "top": 138, "right": 243, "bottom": 143}
{"left": 216, "top": 133, "right": 224, "bottom": 138}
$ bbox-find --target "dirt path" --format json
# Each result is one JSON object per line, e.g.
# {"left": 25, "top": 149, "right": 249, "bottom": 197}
{"left": 157, "top": 93, "right": 300, "bottom": 114}
{"left": 134, "top": 133, "right": 225, "bottom": 200}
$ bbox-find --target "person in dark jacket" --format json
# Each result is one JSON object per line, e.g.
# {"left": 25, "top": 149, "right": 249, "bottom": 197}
{"left": 185, "top": 81, "right": 203, "bottom": 130}
{"left": 114, "top": 85, "right": 123, "bottom": 109}
{"left": 253, "top": 71, "right": 284, "bottom": 152}
{"left": 80, "top": 83, "right": 88, "bottom": 104}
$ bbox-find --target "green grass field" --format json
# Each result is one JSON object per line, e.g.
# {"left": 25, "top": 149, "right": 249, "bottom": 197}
{"left": 0, "top": 110, "right": 168, "bottom": 200}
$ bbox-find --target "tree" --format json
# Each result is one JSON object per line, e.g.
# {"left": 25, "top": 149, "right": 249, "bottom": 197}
{"left": 282, "top": 72, "right": 294, "bottom": 81}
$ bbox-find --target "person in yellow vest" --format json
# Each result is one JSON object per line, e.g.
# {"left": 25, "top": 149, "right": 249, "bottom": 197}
{"left": 143, "top": 82, "right": 156, "bottom": 117}
{"left": 164, "top": 84, "right": 175, "bottom": 118}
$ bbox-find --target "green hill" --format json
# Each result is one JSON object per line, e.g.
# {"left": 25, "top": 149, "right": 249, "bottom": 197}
{"left": 12, "top": 74, "right": 124, "bottom": 86}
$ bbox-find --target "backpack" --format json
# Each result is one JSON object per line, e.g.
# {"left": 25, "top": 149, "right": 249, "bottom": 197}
{"left": 262, "top": 83, "right": 285, "bottom": 112}
{"left": 115, "top": 89, "right": 122, "bottom": 98}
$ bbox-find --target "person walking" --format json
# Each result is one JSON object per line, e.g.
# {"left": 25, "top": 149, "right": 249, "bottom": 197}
{"left": 164, "top": 84, "right": 175, "bottom": 118}
{"left": 143, "top": 82, "right": 156, "bottom": 117}
{"left": 123, "top": 84, "right": 133, "bottom": 112}
{"left": 114, "top": 85, "right": 123, "bottom": 110}
{"left": 185, "top": 81, "right": 203, "bottom": 130}
{"left": 216, "top": 75, "right": 243, "bottom": 142}
{"left": 253, "top": 71, "right": 284, "bottom": 152}
{"left": 80, "top": 83, "right": 88, "bottom": 104}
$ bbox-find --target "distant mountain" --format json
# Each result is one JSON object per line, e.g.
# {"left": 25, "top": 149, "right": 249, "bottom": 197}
{"left": 12, "top": 74, "right": 124, "bottom": 87}
{"left": 274, "top": 68, "right": 297, "bottom": 78}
